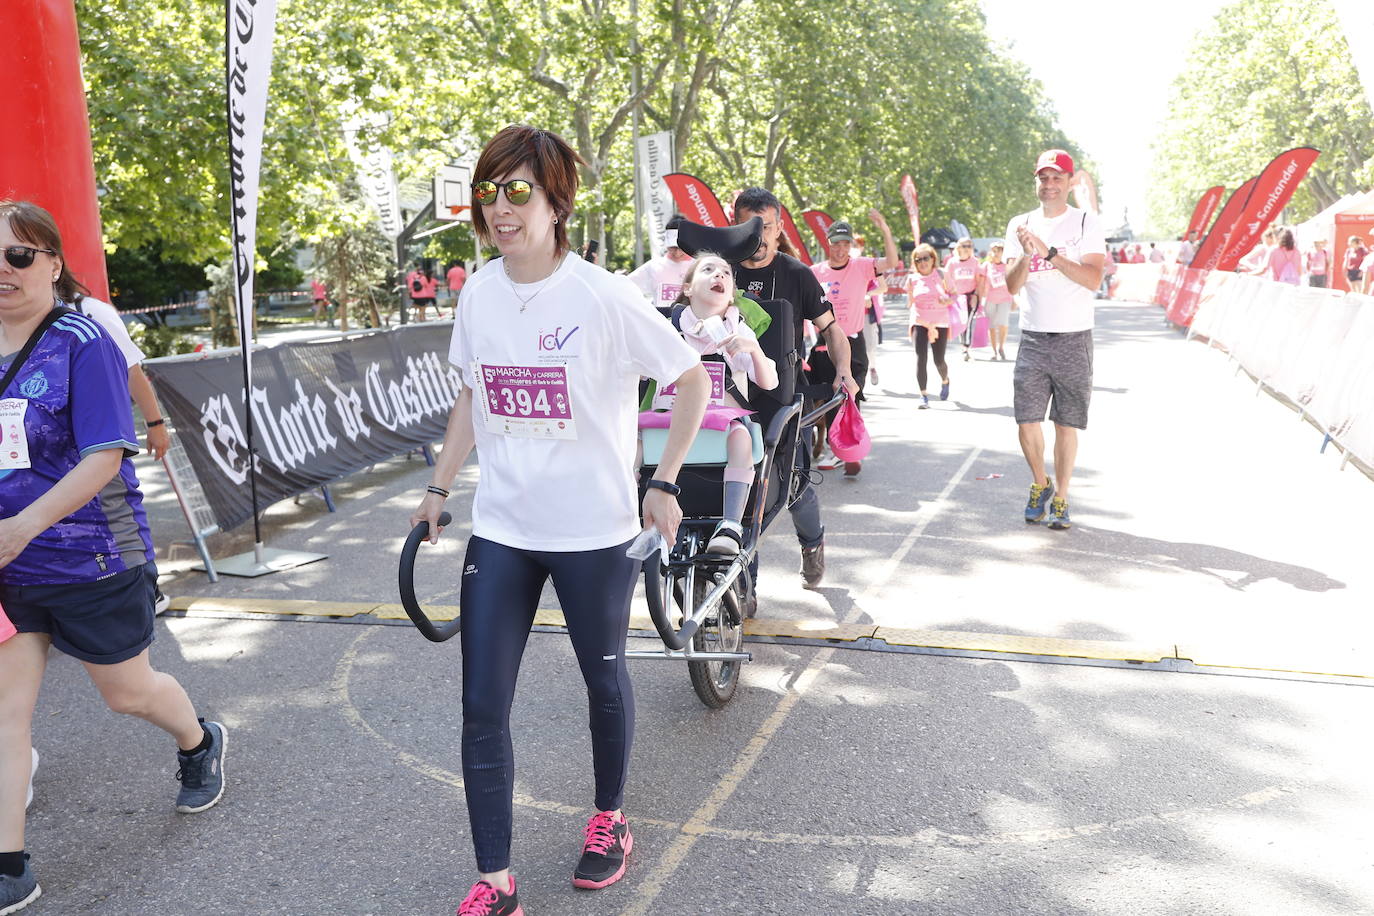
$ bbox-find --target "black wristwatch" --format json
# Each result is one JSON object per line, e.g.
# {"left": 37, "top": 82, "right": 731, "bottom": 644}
{"left": 1045, "top": 247, "right": 1059, "bottom": 262}
{"left": 645, "top": 478, "right": 682, "bottom": 497}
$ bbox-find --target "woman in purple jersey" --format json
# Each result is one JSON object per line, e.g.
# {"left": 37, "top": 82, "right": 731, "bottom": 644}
{"left": 0, "top": 201, "right": 226, "bottom": 915}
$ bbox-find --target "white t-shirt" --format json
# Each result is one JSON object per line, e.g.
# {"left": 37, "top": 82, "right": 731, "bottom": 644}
{"left": 628, "top": 254, "right": 694, "bottom": 308}
{"left": 1003, "top": 205, "right": 1107, "bottom": 333}
{"left": 77, "top": 297, "right": 144, "bottom": 368}
{"left": 449, "top": 252, "right": 700, "bottom": 551}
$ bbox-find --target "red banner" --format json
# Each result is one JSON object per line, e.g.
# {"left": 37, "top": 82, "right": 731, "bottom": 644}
{"left": 1185, "top": 185, "right": 1225, "bottom": 239}
{"left": 900, "top": 174, "right": 921, "bottom": 244}
{"left": 779, "top": 205, "right": 812, "bottom": 265}
{"left": 1190, "top": 177, "right": 1260, "bottom": 272}
{"left": 1214, "top": 147, "right": 1320, "bottom": 271}
{"left": 801, "top": 209, "right": 834, "bottom": 259}
{"left": 663, "top": 173, "right": 729, "bottom": 227}
{"left": 2, "top": 0, "right": 110, "bottom": 301}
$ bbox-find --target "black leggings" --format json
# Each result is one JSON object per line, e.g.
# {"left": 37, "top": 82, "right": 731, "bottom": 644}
{"left": 913, "top": 325, "right": 949, "bottom": 391}
{"left": 458, "top": 534, "right": 638, "bottom": 873}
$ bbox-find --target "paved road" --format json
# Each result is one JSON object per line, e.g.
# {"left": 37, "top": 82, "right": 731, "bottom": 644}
{"left": 21, "top": 299, "right": 1374, "bottom": 914}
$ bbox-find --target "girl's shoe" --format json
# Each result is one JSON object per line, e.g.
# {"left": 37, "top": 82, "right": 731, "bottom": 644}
{"left": 707, "top": 520, "right": 744, "bottom": 555}
{"left": 919, "top": 395, "right": 930, "bottom": 410}
{"left": 574, "top": 811, "right": 633, "bottom": 889}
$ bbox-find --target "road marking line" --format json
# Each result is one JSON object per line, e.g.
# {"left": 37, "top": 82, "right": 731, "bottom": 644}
{"left": 623, "top": 447, "right": 982, "bottom": 916}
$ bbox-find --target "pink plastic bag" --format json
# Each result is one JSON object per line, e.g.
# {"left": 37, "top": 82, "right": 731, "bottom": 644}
{"left": 970, "top": 314, "right": 990, "bottom": 349}
{"left": 827, "top": 397, "right": 871, "bottom": 462}
{"left": 946, "top": 302, "right": 967, "bottom": 339}
{"left": 0, "top": 601, "right": 15, "bottom": 644}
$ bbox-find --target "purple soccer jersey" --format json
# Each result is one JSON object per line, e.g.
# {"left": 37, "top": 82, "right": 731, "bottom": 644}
{"left": 0, "top": 308, "right": 152, "bottom": 585}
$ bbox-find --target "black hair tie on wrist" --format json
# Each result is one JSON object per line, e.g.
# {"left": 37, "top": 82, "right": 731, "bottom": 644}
{"left": 426, "top": 485, "right": 450, "bottom": 499}
{"left": 146, "top": 418, "right": 166, "bottom": 428}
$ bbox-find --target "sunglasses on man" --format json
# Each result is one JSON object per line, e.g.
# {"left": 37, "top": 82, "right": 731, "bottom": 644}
{"left": 3, "top": 245, "right": 55, "bottom": 270}
{"left": 471, "top": 179, "right": 542, "bottom": 207}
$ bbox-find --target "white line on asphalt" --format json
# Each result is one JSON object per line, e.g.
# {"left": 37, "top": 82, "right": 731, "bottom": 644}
{"left": 622, "top": 447, "right": 983, "bottom": 916}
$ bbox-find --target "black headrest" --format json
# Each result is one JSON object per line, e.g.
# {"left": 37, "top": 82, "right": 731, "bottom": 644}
{"left": 675, "top": 217, "right": 763, "bottom": 264}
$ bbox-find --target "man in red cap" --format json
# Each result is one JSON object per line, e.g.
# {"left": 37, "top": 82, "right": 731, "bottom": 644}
{"left": 1003, "top": 149, "right": 1106, "bottom": 531}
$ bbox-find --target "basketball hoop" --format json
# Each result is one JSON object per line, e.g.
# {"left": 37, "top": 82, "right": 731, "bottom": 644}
{"left": 434, "top": 164, "right": 472, "bottom": 223}
{"left": 448, "top": 204, "right": 469, "bottom": 218}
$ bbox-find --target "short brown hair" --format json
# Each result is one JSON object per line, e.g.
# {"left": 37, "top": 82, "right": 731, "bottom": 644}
{"left": 910, "top": 242, "right": 939, "bottom": 269}
{"left": 471, "top": 126, "right": 584, "bottom": 253}
{"left": 0, "top": 199, "right": 88, "bottom": 303}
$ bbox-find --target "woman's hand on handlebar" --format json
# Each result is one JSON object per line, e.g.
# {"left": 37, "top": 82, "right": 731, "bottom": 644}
{"left": 641, "top": 488, "right": 682, "bottom": 542}
{"left": 410, "top": 492, "right": 448, "bottom": 544}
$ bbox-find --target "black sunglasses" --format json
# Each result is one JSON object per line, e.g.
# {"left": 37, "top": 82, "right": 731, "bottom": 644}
{"left": 914, "top": 255, "right": 934, "bottom": 263}
{"left": 471, "top": 179, "right": 542, "bottom": 207}
{"left": 3, "top": 245, "right": 55, "bottom": 270}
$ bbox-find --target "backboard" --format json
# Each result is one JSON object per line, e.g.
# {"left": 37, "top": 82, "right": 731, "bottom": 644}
{"left": 434, "top": 164, "right": 472, "bottom": 222}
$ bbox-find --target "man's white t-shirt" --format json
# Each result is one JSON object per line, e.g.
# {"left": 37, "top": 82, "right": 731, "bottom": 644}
{"left": 449, "top": 252, "right": 700, "bottom": 552}
{"left": 78, "top": 297, "right": 145, "bottom": 368}
{"left": 628, "top": 254, "right": 695, "bottom": 308}
{"left": 1003, "top": 205, "right": 1107, "bottom": 333}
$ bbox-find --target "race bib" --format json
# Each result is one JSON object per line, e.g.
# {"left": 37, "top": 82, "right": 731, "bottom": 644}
{"left": 0, "top": 399, "right": 31, "bottom": 470}
{"left": 476, "top": 363, "right": 576, "bottom": 440}
{"left": 653, "top": 361, "right": 726, "bottom": 411}
{"left": 658, "top": 283, "right": 682, "bottom": 304}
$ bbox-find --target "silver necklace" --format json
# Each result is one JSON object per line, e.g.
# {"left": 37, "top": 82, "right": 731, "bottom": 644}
{"left": 503, "top": 258, "right": 558, "bottom": 312}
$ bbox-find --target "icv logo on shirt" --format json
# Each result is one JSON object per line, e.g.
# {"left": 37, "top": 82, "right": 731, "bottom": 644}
{"left": 18, "top": 372, "right": 48, "bottom": 398}
{"left": 538, "top": 326, "right": 580, "bottom": 351}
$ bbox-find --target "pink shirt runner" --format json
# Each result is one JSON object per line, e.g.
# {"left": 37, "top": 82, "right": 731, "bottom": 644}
{"left": 1267, "top": 246, "right": 1302, "bottom": 284}
{"left": 1304, "top": 249, "right": 1328, "bottom": 276}
{"left": 908, "top": 271, "right": 949, "bottom": 327}
{"left": 811, "top": 255, "right": 877, "bottom": 337}
{"left": 943, "top": 255, "right": 982, "bottom": 293}
{"left": 982, "top": 261, "right": 1013, "bottom": 304}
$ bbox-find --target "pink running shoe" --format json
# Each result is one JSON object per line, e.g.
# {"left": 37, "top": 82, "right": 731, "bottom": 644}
{"left": 572, "top": 811, "right": 633, "bottom": 889}
{"left": 456, "top": 877, "right": 523, "bottom": 916}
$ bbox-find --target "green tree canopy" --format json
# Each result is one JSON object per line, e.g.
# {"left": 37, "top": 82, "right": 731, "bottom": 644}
{"left": 1146, "top": 0, "right": 1374, "bottom": 237}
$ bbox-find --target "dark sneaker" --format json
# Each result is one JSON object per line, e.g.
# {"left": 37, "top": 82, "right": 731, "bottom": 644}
{"left": 1047, "top": 497, "right": 1072, "bottom": 530}
{"left": 176, "top": 720, "right": 227, "bottom": 813}
{"left": 843, "top": 461, "right": 861, "bottom": 478}
{"left": 573, "top": 811, "right": 632, "bottom": 889}
{"left": 0, "top": 855, "right": 40, "bottom": 915}
{"left": 939, "top": 380, "right": 950, "bottom": 400}
{"left": 1024, "top": 481, "right": 1054, "bottom": 524}
{"left": 457, "top": 877, "right": 523, "bottom": 915}
{"left": 154, "top": 586, "right": 171, "bottom": 616}
{"left": 800, "top": 542, "right": 825, "bottom": 589}
{"left": 706, "top": 520, "right": 743, "bottom": 556}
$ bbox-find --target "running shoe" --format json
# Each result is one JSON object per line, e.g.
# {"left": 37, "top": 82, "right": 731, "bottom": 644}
{"left": 457, "top": 877, "right": 523, "bottom": 915}
{"left": 706, "top": 520, "right": 744, "bottom": 555}
{"left": 939, "top": 380, "right": 950, "bottom": 401}
{"left": 1047, "top": 497, "right": 1072, "bottom": 530}
{"left": 154, "top": 586, "right": 171, "bottom": 616}
{"left": 800, "top": 542, "right": 825, "bottom": 588}
{"left": 843, "top": 461, "right": 861, "bottom": 478}
{"left": 918, "top": 395, "right": 930, "bottom": 410}
{"left": 25, "top": 748, "right": 37, "bottom": 811}
{"left": 175, "top": 719, "right": 227, "bottom": 813}
{"left": 573, "top": 811, "right": 633, "bottom": 889}
{"left": 816, "top": 454, "right": 843, "bottom": 471}
{"left": 1024, "top": 481, "right": 1054, "bottom": 524}
{"left": 0, "top": 855, "right": 39, "bottom": 915}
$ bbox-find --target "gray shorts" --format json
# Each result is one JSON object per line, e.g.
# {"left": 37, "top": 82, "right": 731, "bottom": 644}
{"left": 985, "top": 301, "right": 1012, "bottom": 327}
{"left": 1013, "top": 330, "right": 1093, "bottom": 429}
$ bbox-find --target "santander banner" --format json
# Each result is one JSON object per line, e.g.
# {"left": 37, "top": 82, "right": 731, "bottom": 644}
{"left": 1190, "top": 177, "right": 1260, "bottom": 272}
{"left": 663, "top": 173, "right": 729, "bottom": 227}
{"left": 1185, "top": 185, "right": 1225, "bottom": 239}
{"left": 1215, "top": 147, "right": 1320, "bottom": 271}
{"left": 802, "top": 209, "right": 834, "bottom": 258}
{"left": 779, "top": 205, "right": 812, "bottom": 265}
{"left": 900, "top": 174, "right": 921, "bottom": 243}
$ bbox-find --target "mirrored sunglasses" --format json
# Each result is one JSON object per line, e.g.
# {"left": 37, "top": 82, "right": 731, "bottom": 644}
{"left": 3, "top": 245, "right": 55, "bottom": 269}
{"left": 472, "top": 179, "right": 540, "bottom": 207}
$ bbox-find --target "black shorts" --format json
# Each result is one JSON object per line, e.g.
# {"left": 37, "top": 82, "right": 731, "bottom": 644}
{"left": 1, "top": 564, "right": 157, "bottom": 664}
{"left": 806, "top": 331, "right": 869, "bottom": 403}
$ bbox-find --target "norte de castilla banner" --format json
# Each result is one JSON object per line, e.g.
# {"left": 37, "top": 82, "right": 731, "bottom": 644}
{"left": 144, "top": 326, "right": 460, "bottom": 533}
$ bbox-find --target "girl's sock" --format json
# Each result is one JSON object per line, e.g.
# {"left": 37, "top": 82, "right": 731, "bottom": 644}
{"left": 723, "top": 468, "right": 753, "bottom": 523}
